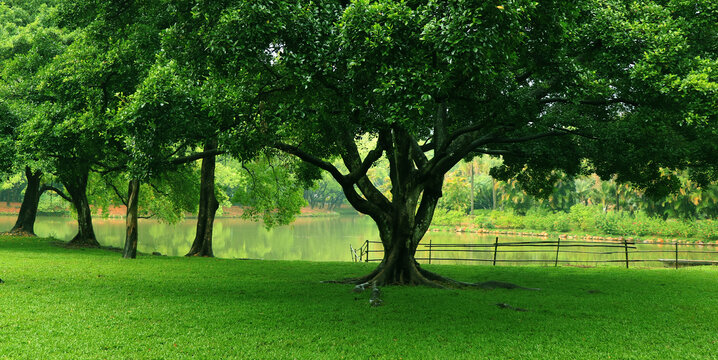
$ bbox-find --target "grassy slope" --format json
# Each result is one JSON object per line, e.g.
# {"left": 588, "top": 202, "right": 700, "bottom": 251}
{"left": 1, "top": 236, "right": 717, "bottom": 360}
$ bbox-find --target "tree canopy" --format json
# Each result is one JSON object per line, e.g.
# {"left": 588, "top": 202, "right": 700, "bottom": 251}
{"left": 165, "top": 0, "right": 716, "bottom": 285}
{"left": 1, "top": 0, "right": 715, "bottom": 286}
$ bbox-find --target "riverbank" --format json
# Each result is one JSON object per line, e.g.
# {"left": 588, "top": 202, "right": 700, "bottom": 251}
{"left": 426, "top": 224, "right": 718, "bottom": 245}
{"left": 429, "top": 208, "right": 718, "bottom": 244}
{"left": 1, "top": 235, "right": 717, "bottom": 359}
{"left": 0, "top": 202, "right": 345, "bottom": 218}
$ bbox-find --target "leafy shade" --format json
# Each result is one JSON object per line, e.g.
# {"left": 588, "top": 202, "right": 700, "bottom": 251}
{"left": 130, "top": 0, "right": 718, "bottom": 286}
{"left": 232, "top": 156, "right": 306, "bottom": 229}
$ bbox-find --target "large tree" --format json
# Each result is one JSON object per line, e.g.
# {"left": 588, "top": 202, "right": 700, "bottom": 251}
{"left": 0, "top": 1, "right": 73, "bottom": 236}
{"left": 164, "top": 0, "right": 717, "bottom": 286}
{"left": 28, "top": 0, "right": 204, "bottom": 251}
{"left": 117, "top": 0, "right": 309, "bottom": 258}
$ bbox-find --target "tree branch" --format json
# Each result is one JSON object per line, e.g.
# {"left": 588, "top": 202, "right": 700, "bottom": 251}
{"left": 345, "top": 129, "right": 389, "bottom": 183}
{"left": 338, "top": 130, "right": 392, "bottom": 211}
{"left": 549, "top": 126, "right": 599, "bottom": 140}
{"left": 273, "top": 143, "right": 345, "bottom": 182}
{"left": 148, "top": 182, "right": 170, "bottom": 197}
{"left": 488, "top": 131, "right": 565, "bottom": 145}
{"left": 40, "top": 185, "right": 72, "bottom": 203}
{"left": 274, "top": 141, "right": 386, "bottom": 217}
{"left": 540, "top": 97, "right": 639, "bottom": 107}
{"left": 170, "top": 149, "right": 226, "bottom": 165}
{"left": 107, "top": 181, "right": 128, "bottom": 207}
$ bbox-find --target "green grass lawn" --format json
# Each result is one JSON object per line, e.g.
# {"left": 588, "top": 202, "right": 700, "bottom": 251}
{"left": 1, "top": 236, "right": 717, "bottom": 359}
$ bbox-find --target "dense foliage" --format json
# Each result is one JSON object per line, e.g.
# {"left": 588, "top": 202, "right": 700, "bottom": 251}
{"left": 1, "top": 0, "right": 715, "bottom": 284}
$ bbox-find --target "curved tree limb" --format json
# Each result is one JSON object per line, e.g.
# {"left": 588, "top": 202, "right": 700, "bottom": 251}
{"left": 40, "top": 185, "right": 72, "bottom": 203}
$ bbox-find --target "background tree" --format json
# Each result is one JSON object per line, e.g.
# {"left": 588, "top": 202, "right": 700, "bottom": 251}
{"left": 0, "top": 0, "right": 73, "bottom": 235}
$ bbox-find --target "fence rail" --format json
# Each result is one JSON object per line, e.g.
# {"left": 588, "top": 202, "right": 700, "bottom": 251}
{"left": 350, "top": 238, "right": 718, "bottom": 269}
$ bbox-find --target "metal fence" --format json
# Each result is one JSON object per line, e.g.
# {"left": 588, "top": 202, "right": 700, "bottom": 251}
{"left": 350, "top": 238, "right": 718, "bottom": 268}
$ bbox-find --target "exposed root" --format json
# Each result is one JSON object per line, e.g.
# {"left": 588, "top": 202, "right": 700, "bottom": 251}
{"left": 327, "top": 261, "right": 539, "bottom": 290}
{"left": 418, "top": 267, "right": 540, "bottom": 290}
{"left": 322, "top": 267, "right": 383, "bottom": 285}
{"left": 67, "top": 234, "right": 100, "bottom": 248}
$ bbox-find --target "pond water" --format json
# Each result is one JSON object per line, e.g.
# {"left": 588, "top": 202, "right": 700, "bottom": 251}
{"left": 2, "top": 215, "right": 716, "bottom": 267}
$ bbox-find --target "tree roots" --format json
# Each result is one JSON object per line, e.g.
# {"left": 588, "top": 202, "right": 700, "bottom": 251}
{"left": 326, "top": 265, "right": 540, "bottom": 291}
{"left": 67, "top": 234, "right": 100, "bottom": 248}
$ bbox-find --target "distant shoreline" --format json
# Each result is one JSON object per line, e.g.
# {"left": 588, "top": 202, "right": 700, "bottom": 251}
{"left": 0, "top": 202, "right": 350, "bottom": 218}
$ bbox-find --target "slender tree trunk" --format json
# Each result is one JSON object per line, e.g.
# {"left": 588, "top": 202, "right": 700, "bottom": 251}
{"left": 492, "top": 178, "right": 497, "bottom": 210}
{"left": 64, "top": 172, "right": 100, "bottom": 247}
{"left": 469, "top": 162, "right": 474, "bottom": 215}
{"left": 122, "top": 179, "right": 140, "bottom": 259}
{"left": 9, "top": 167, "right": 43, "bottom": 236}
{"left": 186, "top": 140, "right": 219, "bottom": 257}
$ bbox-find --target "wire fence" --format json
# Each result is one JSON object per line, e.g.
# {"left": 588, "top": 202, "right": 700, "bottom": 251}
{"left": 350, "top": 238, "right": 718, "bottom": 268}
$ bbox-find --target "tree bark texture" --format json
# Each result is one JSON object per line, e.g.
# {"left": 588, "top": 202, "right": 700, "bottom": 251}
{"left": 122, "top": 179, "right": 140, "bottom": 259}
{"left": 64, "top": 172, "right": 100, "bottom": 247}
{"left": 186, "top": 140, "right": 219, "bottom": 257}
{"left": 10, "top": 167, "right": 43, "bottom": 236}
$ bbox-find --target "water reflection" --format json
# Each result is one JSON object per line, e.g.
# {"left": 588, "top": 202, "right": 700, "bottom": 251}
{"left": 1, "top": 215, "right": 716, "bottom": 266}
{"left": 0, "top": 215, "right": 379, "bottom": 261}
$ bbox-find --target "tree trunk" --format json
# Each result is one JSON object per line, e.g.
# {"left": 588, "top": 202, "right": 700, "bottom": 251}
{"left": 280, "top": 124, "right": 538, "bottom": 289}
{"left": 469, "top": 162, "right": 474, "bottom": 215}
{"left": 492, "top": 178, "right": 497, "bottom": 210}
{"left": 186, "top": 140, "right": 219, "bottom": 257}
{"left": 9, "top": 167, "right": 43, "bottom": 236}
{"left": 64, "top": 173, "right": 100, "bottom": 247}
{"left": 362, "top": 227, "right": 434, "bottom": 286}
{"left": 122, "top": 179, "right": 140, "bottom": 259}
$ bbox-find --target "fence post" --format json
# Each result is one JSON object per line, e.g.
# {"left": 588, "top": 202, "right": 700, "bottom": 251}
{"left": 493, "top": 237, "right": 499, "bottom": 266}
{"left": 555, "top": 237, "right": 561, "bottom": 267}
{"left": 675, "top": 241, "right": 679, "bottom": 270}
{"left": 365, "top": 240, "right": 369, "bottom": 263}
{"left": 624, "top": 239, "right": 629, "bottom": 269}
{"left": 428, "top": 240, "right": 432, "bottom": 264}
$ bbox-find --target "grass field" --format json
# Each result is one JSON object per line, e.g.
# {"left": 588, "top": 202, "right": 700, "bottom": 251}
{"left": 1, "top": 236, "right": 717, "bottom": 359}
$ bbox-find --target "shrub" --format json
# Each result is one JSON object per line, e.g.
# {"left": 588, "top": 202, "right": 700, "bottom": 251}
{"left": 550, "top": 212, "right": 572, "bottom": 232}
{"left": 568, "top": 204, "right": 602, "bottom": 231}
{"left": 489, "top": 210, "right": 524, "bottom": 229}
{"left": 695, "top": 220, "right": 718, "bottom": 240}
{"left": 595, "top": 211, "right": 631, "bottom": 235}
{"left": 432, "top": 209, "right": 466, "bottom": 226}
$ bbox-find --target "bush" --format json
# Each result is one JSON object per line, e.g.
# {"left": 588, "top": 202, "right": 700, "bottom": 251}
{"left": 432, "top": 209, "right": 466, "bottom": 226}
{"left": 695, "top": 220, "right": 718, "bottom": 240}
{"left": 522, "top": 208, "right": 551, "bottom": 230}
{"left": 550, "top": 212, "right": 572, "bottom": 232}
{"left": 471, "top": 210, "right": 495, "bottom": 229}
{"left": 489, "top": 210, "right": 524, "bottom": 229}
{"left": 595, "top": 211, "right": 628, "bottom": 235}
{"left": 568, "top": 204, "right": 602, "bottom": 231}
